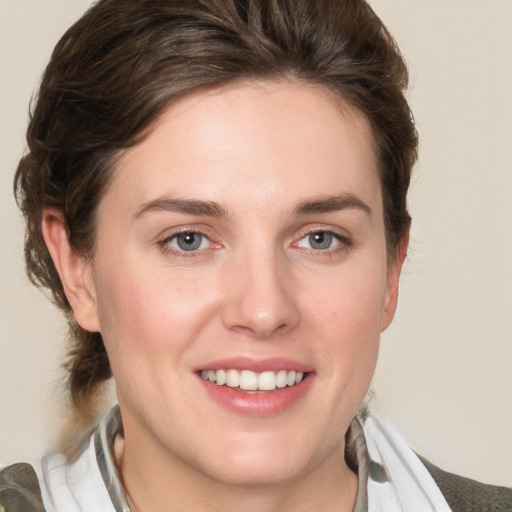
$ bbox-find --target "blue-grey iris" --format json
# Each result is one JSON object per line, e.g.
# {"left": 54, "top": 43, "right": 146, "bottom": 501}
{"left": 176, "top": 232, "right": 202, "bottom": 251}
{"left": 309, "top": 232, "right": 332, "bottom": 250}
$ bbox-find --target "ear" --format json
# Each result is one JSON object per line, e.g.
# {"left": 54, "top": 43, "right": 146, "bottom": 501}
{"left": 380, "top": 228, "right": 409, "bottom": 332}
{"left": 42, "top": 208, "right": 100, "bottom": 332}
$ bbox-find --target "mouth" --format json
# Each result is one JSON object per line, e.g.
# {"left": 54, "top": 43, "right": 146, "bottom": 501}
{"left": 199, "top": 369, "right": 306, "bottom": 392}
{"left": 196, "top": 361, "right": 314, "bottom": 416}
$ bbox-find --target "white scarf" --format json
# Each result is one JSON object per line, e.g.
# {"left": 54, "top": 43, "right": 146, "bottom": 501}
{"left": 36, "top": 407, "right": 452, "bottom": 511}
{"left": 363, "top": 415, "right": 452, "bottom": 511}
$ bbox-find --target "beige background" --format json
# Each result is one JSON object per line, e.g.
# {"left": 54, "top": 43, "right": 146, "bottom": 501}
{"left": 1, "top": 0, "right": 511, "bottom": 487}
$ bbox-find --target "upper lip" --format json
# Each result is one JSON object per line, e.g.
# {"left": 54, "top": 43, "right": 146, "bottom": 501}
{"left": 194, "top": 357, "right": 314, "bottom": 374}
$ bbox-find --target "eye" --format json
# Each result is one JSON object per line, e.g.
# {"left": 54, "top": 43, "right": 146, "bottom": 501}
{"left": 296, "top": 231, "right": 344, "bottom": 251}
{"left": 164, "top": 231, "right": 211, "bottom": 252}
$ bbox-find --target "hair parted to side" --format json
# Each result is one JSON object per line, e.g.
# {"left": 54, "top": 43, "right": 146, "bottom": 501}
{"left": 14, "top": 0, "right": 417, "bottom": 438}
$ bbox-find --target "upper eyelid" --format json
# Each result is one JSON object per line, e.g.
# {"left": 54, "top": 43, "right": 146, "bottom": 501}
{"left": 163, "top": 228, "right": 209, "bottom": 239}
{"left": 297, "top": 232, "right": 346, "bottom": 245}
{"left": 158, "top": 226, "right": 214, "bottom": 243}
{"left": 293, "top": 226, "right": 351, "bottom": 241}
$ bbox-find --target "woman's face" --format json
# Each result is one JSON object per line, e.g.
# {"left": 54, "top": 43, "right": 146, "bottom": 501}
{"left": 83, "top": 81, "right": 402, "bottom": 485}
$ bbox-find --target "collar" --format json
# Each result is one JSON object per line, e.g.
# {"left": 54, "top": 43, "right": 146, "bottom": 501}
{"left": 94, "top": 405, "right": 131, "bottom": 512}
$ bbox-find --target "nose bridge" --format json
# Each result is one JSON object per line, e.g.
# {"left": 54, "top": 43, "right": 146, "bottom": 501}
{"left": 222, "top": 240, "right": 300, "bottom": 339}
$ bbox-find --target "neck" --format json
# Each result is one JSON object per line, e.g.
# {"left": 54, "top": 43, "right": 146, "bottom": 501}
{"left": 115, "top": 430, "right": 358, "bottom": 512}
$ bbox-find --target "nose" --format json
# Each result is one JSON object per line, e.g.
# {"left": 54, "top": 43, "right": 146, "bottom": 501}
{"left": 221, "top": 249, "right": 300, "bottom": 339}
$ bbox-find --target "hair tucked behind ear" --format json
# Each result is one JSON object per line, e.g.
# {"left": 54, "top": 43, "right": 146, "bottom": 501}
{"left": 57, "top": 327, "right": 113, "bottom": 458}
{"left": 14, "top": 0, "right": 417, "bottom": 449}
{"left": 15, "top": 144, "right": 117, "bottom": 450}
{"left": 67, "top": 328, "right": 112, "bottom": 421}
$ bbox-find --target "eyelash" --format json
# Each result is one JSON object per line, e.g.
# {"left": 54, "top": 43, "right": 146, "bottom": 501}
{"left": 157, "top": 228, "right": 352, "bottom": 258}
{"left": 157, "top": 229, "right": 215, "bottom": 258}
{"left": 293, "top": 228, "right": 352, "bottom": 256}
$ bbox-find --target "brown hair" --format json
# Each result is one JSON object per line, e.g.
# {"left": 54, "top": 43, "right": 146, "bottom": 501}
{"left": 14, "top": 0, "right": 417, "bottom": 433}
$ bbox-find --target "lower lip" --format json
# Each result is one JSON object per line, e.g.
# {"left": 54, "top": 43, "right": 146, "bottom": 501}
{"left": 198, "top": 374, "right": 314, "bottom": 416}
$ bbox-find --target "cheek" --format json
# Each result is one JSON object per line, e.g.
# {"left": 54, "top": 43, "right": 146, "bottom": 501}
{"left": 303, "top": 262, "right": 386, "bottom": 385}
{"left": 92, "top": 260, "right": 218, "bottom": 375}
{"left": 306, "top": 262, "right": 387, "bottom": 337}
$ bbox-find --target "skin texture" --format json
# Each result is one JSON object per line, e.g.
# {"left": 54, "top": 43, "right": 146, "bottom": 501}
{"left": 42, "top": 80, "right": 406, "bottom": 512}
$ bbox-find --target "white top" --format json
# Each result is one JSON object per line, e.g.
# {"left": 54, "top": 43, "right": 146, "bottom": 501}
{"left": 33, "top": 405, "right": 451, "bottom": 512}
{"left": 37, "top": 437, "right": 119, "bottom": 512}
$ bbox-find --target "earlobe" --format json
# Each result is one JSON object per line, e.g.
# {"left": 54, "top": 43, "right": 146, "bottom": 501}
{"left": 380, "top": 229, "right": 409, "bottom": 332}
{"left": 41, "top": 208, "right": 100, "bottom": 332}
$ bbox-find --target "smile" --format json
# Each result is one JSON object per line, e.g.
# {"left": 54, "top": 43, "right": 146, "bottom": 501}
{"left": 200, "top": 369, "right": 305, "bottom": 391}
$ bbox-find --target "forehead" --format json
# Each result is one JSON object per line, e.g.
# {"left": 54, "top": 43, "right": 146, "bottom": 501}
{"left": 104, "top": 80, "right": 381, "bottom": 218}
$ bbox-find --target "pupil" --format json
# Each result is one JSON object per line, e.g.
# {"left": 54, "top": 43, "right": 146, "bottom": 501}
{"left": 177, "top": 232, "right": 201, "bottom": 251}
{"left": 309, "top": 232, "right": 332, "bottom": 250}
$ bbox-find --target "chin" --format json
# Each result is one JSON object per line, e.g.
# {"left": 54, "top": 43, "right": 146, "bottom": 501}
{"left": 203, "top": 456, "right": 306, "bottom": 488}
{"left": 191, "top": 430, "right": 326, "bottom": 488}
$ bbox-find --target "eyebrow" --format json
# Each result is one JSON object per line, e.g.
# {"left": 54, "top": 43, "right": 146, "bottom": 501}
{"left": 132, "top": 197, "right": 228, "bottom": 220}
{"left": 293, "top": 193, "right": 372, "bottom": 216}
{"left": 132, "top": 193, "right": 371, "bottom": 221}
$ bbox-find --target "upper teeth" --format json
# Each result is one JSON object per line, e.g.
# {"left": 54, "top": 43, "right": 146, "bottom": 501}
{"left": 200, "top": 369, "right": 304, "bottom": 391}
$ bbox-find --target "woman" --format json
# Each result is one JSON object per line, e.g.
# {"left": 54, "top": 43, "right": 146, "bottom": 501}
{"left": 2, "top": 0, "right": 511, "bottom": 511}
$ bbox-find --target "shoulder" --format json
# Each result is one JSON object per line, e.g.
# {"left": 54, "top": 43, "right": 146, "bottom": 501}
{"left": 0, "top": 462, "right": 46, "bottom": 512}
{"left": 419, "top": 455, "right": 512, "bottom": 512}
